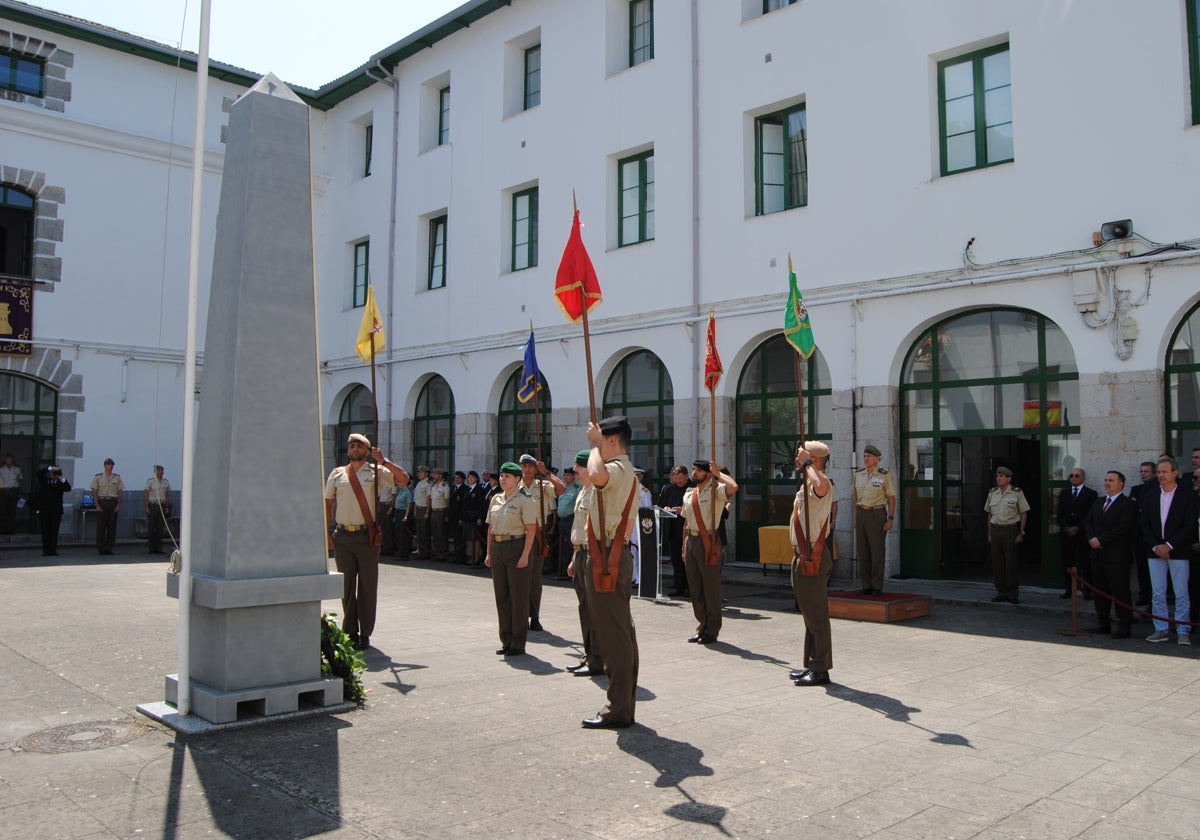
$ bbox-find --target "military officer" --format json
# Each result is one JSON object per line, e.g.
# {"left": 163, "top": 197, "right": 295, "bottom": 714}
{"left": 985, "top": 466, "right": 1029, "bottom": 604}
{"left": 412, "top": 465, "right": 433, "bottom": 559}
{"left": 143, "top": 464, "right": 171, "bottom": 554}
{"left": 485, "top": 461, "right": 539, "bottom": 657}
{"left": 681, "top": 459, "right": 739, "bottom": 644}
{"left": 581, "top": 415, "right": 640, "bottom": 729}
{"left": 789, "top": 441, "right": 835, "bottom": 686}
{"left": 429, "top": 467, "right": 451, "bottom": 557}
{"left": 565, "top": 450, "right": 604, "bottom": 676}
{"left": 518, "top": 453, "right": 565, "bottom": 632}
{"left": 90, "top": 457, "right": 125, "bottom": 556}
{"left": 852, "top": 444, "right": 896, "bottom": 595}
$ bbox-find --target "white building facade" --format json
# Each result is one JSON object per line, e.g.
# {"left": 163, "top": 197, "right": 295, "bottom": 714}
{"left": 3, "top": 0, "right": 1200, "bottom": 587}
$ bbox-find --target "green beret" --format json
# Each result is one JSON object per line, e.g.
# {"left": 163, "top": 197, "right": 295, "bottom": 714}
{"left": 575, "top": 449, "right": 590, "bottom": 466}
{"left": 500, "top": 462, "right": 523, "bottom": 477}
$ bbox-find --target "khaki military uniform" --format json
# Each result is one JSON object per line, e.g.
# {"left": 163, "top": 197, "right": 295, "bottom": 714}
{"left": 585, "top": 456, "right": 639, "bottom": 726}
{"left": 681, "top": 481, "right": 729, "bottom": 640}
{"left": 790, "top": 473, "right": 835, "bottom": 673}
{"left": 571, "top": 485, "right": 602, "bottom": 671}
{"left": 143, "top": 476, "right": 171, "bottom": 554}
{"left": 0, "top": 463, "right": 22, "bottom": 535}
{"left": 486, "top": 488, "right": 538, "bottom": 652}
{"left": 413, "top": 477, "right": 434, "bottom": 559}
{"left": 853, "top": 467, "right": 895, "bottom": 592}
{"left": 430, "top": 480, "right": 451, "bottom": 555}
{"left": 521, "top": 477, "right": 559, "bottom": 622}
{"left": 90, "top": 471, "right": 125, "bottom": 554}
{"left": 985, "top": 485, "right": 1030, "bottom": 601}
{"left": 324, "top": 463, "right": 397, "bottom": 641}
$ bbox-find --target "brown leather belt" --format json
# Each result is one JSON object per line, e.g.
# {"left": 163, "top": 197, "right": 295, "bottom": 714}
{"left": 337, "top": 523, "right": 367, "bottom": 533}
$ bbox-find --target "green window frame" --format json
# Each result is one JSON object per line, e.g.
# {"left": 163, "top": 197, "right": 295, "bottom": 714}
{"left": 335, "top": 385, "right": 375, "bottom": 466}
{"left": 1189, "top": 0, "right": 1200, "bottom": 124}
{"left": 1166, "top": 300, "right": 1200, "bottom": 456}
{"left": 428, "top": 216, "right": 447, "bottom": 290}
{"left": 511, "top": 188, "right": 538, "bottom": 272}
{"left": 603, "top": 349, "right": 673, "bottom": 488}
{"left": 414, "top": 375, "right": 455, "bottom": 474}
{"left": 352, "top": 240, "right": 369, "bottom": 308}
{"left": 363, "top": 123, "right": 373, "bottom": 177}
{"left": 0, "top": 49, "right": 44, "bottom": 97}
{"left": 763, "top": 0, "right": 798, "bottom": 13}
{"left": 755, "top": 104, "right": 808, "bottom": 215}
{"left": 438, "top": 86, "right": 451, "bottom": 145}
{"left": 618, "top": 150, "right": 654, "bottom": 247}
{"left": 497, "top": 367, "right": 552, "bottom": 466}
{"left": 524, "top": 45, "right": 541, "bottom": 110}
{"left": 0, "top": 185, "right": 35, "bottom": 278}
{"left": 629, "top": 0, "right": 654, "bottom": 67}
{"left": 937, "top": 43, "right": 1013, "bottom": 176}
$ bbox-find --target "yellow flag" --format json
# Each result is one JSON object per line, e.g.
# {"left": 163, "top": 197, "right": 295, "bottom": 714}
{"left": 355, "top": 286, "right": 385, "bottom": 362}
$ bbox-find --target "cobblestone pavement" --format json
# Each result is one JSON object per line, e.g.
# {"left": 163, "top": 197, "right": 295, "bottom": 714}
{"left": 1, "top": 547, "right": 1198, "bottom": 839}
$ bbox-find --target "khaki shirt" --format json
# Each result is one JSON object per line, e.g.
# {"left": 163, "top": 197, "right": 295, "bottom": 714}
{"left": 91, "top": 472, "right": 124, "bottom": 499}
{"left": 588, "top": 456, "right": 636, "bottom": 544}
{"left": 430, "top": 481, "right": 450, "bottom": 510}
{"left": 681, "top": 481, "right": 729, "bottom": 533}
{"left": 413, "top": 478, "right": 433, "bottom": 507}
{"left": 144, "top": 477, "right": 171, "bottom": 504}
{"left": 324, "top": 463, "right": 396, "bottom": 526}
{"left": 790, "top": 474, "right": 834, "bottom": 547}
{"left": 985, "top": 486, "right": 1029, "bottom": 526}
{"left": 486, "top": 488, "right": 538, "bottom": 536}
{"left": 571, "top": 486, "right": 594, "bottom": 546}
{"left": 520, "top": 477, "right": 558, "bottom": 517}
{"left": 0, "top": 465, "right": 21, "bottom": 490}
{"left": 853, "top": 468, "right": 895, "bottom": 508}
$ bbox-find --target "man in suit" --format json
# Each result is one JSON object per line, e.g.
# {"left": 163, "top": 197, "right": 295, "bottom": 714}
{"left": 1057, "top": 467, "right": 1098, "bottom": 599}
{"left": 1128, "top": 461, "right": 1157, "bottom": 606}
{"left": 1140, "top": 457, "right": 1199, "bottom": 644}
{"left": 1084, "top": 471, "right": 1139, "bottom": 638}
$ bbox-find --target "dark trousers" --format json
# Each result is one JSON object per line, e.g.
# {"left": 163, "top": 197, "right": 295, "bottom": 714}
{"left": 557, "top": 516, "right": 574, "bottom": 575}
{"left": 529, "top": 529, "right": 545, "bottom": 620}
{"left": 396, "top": 515, "right": 414, "bottom": 557}
{"left": 1060, "top": 531, "right": 1091, "bottom": 592}
{"left": 415, "top": 506, "right": 430, "bottom": 558}
{"left": 792, "top": 547, "right": 834, "bottom": 671}
{"left": 379, "top": 502, "right": 395, "bottom": 555}
{"left": 431, "top": 508, "right": 448, "bottom": 555}
{"left": 666, "top": 520, "right": 686, "bottom": 593}
{"left": 491, "top": 537, "right": 531, "bottom": 652}
{"left": 683, "top": 534, "right": 723, "bottom": 638}
{"left": 856, "top": 507, "right": 888, "bottom": 591}
{"left": 991, "top": 523, "right": 1020, "bottom": 599}
{"left": 96, "top": 498, "right": 119, "bottom": 553}
{"left": 40, "top": 510, "right": 62, "bottom": 555}
{"left": 585, "top": 544, "right": 639, "bottom": 725}
{"left": 333, "top": 529, "right": 380, "bottom": 640}
{"left": 572, "top": 546, "right": 603, "bottom": 670}
{"left": 1133, "top": 538, "right": 1152, "bottom": 603}
{"left": 0, "top": 487, "right": 18, "bottom": 534}
{"left": 146, "top": 502, "right": 169, "bottom": 553}
{"left": 1092, "top": 553, "right": 1133, "bottom": 627}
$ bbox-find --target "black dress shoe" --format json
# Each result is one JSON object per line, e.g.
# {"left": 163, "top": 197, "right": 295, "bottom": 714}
{"left": 1085, "top": 625, "right": 1112, "bottom": 635}
{"left": 1059, "top": 592, "right": 1072, "bottom": 599}
{"left": 990, "top": 595, "right": 1009, "bottom": 603}
{"left": 581, "top": 716, "right": 631, "bottom": 729}
{"left": 504, "top": 648, "right": 526, "bottom": 657}
{"left": 696, "top": 634, "right": 717, "bottom": 645}
{"left": 860, "top": 587, "right": 873, "bottom": 595}
{"left": 794, "top": 670, "right": 830, "bottom": 686}
{"left": 566, "top": 662, "right": 588, "bottom": 672}
{"left": 495, "top": 647, "right": 509, "bottom": 655}
{"left": 529, "top": 619, "right": 544, "bottom": 631}
{"left": 573, "top": 668, "right": 603, "bottom": 677}
{"left": 687, "top": 634, "right": 702, "bottom": 643}
{"left": 872, "top": 589, "right": 884, "bottom": 596}
{"left": 1110, "top": 625, "right": 1132, "bottom": 639}
{"left": 668, "top": 590, "right": 684, "bottom": 597}
{"left": 788, "top": 669, "right": 811, "bottom": 680}
{"left": 355, "top": 636, "right": 370, "bottom": 650}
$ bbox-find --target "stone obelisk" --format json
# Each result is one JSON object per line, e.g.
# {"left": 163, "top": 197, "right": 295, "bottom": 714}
{"left": 162, "top": 74, "right": 343, "bottom": 724}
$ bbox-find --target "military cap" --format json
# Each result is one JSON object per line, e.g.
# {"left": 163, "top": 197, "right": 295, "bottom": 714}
{"left": 863, "top": 444, "right": 881, "bottom": 457}
{"left": 598, "top": 415, "right": 631, "bottom": 437}
{"left": 519, "top": 454, "right": 538, "bottom": 465}
{"left": 692, "top": 460, "right": 711, "bottom": 473}
{"left": 803, "top": 440, "right": 830, "bottom": 458}
{"left": 417, "top": 465, "right": 430, "bottom": 473}
{"left": 500, "top": 462, "right": 523, "bottom": 477}
{"left": 347, "top": 433, "right": 370, "bottom": 447}
{"left": 995, "top": 466, "right": 1013, "bottom": 477}
{"left": 575, "top": 449, "right": 590, "bottom": 466}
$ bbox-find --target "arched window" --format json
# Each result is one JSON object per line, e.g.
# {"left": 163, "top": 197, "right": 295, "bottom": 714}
{"left": 0, "top": 372, "right": 57, "bottom": 533}
{"left": 335, "top": 385, "right": 374, "bottom": 465}
{"left": 733, "top": 336, "right": 831, "bottom": 560}
{"left": 0, "top": 185, "right": 35, "bottom": 278}
{"left": 603, "top": 350, "right": 673, "bottom": 486}
{"left": 413, "top": 375, "right": 455, "bottom": 472}
{"left": 1167, "top": 301, "right": 1200, "bottom": 456}
{"left": 497, "top": 368, "right": 551, "bottom": 466}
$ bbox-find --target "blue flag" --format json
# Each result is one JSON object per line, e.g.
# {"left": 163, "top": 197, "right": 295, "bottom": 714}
{"left": 517, "top": 330, "right": 542, "bottom": 403}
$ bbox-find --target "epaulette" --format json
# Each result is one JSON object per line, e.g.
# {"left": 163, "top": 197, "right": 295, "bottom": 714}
{"left": 1012, "top": 485, "right": 1021, "bottom": 491}
{"left": 878, "top": 468, "right": 888, "bottom": 474}
{"left": 94, "top": 473, "right": 103, "bottom": 477}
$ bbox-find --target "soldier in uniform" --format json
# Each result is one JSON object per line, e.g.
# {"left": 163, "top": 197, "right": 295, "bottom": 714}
{"left": 681, "top": 459, "right": 739, "bottom": 644}
{"left": 324, "top": 433, "right": 409, "bottom": 650}
{"left": 91, "top": 458, "right": 125, "bottom": 556}
{"left": 485, "top": 461, "right": 539, "bottom": 657}
{"left": 412, "top": 465, "right": 433, "bottom": 559}
{"left": 0, "top": 452, "right": 22, "bottom": 535}
{"left": 565, "top": 450, "right": 603, "bottom": 676}
{"left": 985, "top": 466, "right": 1029, "bottom": 604}
{"left": 518, "top": 453, "right": 565, "bottom": 632}
{"left": 429, "top": 467, "right": 451, "bottom": 558}
{"left": 852, "top": 444, "right": 896, "bottom": 595}
{"left": 789, "top": 441, "right": 835, "bottom": 686}
{"left": 143, "top": 464, "right": 171, "bottom": 554}
{"left": 581, "top": 415, "right": 640, "bottom": 729}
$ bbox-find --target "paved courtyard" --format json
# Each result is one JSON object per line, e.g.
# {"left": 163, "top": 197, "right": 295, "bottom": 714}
{"left": 1, "top": 547, "right": 1199, "bottom": 839}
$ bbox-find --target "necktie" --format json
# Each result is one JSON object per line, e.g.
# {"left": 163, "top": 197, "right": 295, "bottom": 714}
{"left": 1073, "top": 487, "right": 1078, "bottom": 499}
{"left": 1102, "top": 496, "right": 1111, "bottom": 512}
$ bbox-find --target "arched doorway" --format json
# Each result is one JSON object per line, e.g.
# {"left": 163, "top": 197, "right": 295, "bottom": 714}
{"left": 334, "top": 385, "right": 374, "bottom": 466}
{"left": 497, "top": 368, "right": 552, "bottom": 466}
{"left": 1166, "top": 300, "right": 1200, "bottom": 456}
{"left": 733, "top": 335, "right": 832, "bottom": 562}
{"left": 413, "top": 375, "right": 455, "bottom": 473}
{"left": 900, "top": 309, "right": 1079, "bottom": 585}
{"left": 603, "top": 350, "right": 673, "bottom": 487}
{"left": 0, "top": 372, "right": 58, "bottom": 534}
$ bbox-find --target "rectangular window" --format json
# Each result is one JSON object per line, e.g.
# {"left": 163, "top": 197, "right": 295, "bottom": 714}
{"left": 512, "top": 188, "right": 539, "bottom": 271}
{"left": 363, "top": 124, "right": 373, "bottom": 177}
{"left": 630, "top": 0, "right": 654, "bottom": 67}
{"left": 438, "top": 86, "right": 451, "bottom": 145}
{"left": 1189, "top": 0, "right": 1200, "bottom": 124}
{"left": 618, "top": 151, "right": 654, "bottom": 247}
{"left": 428, "top": 215, "right": 447, "bottom": 290}
{"left": 938, "top": 44, "right": 1013, "bottom": 175}
{"left": 524, "top": 45, "right": 541, "bottom": 110}
{"left": 763, "top": 0, "right": 798, "bottom": 12}
{"left": 755, "top": 104, "right": 808, "bottom": 214}
{"left": 352, "top": 241, "right": 369, "bottom": 308}
{"left": 0, "top": 50, "right": 44, "bottom": 97}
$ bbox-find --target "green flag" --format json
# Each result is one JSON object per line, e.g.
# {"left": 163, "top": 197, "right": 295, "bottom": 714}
{"left": 783, "top": 255, "right": 815, "bottom": 358}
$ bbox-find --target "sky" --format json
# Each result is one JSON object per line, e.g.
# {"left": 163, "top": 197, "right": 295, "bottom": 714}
{"left": 24, "top": 0, "right": 466, "bottom": 89}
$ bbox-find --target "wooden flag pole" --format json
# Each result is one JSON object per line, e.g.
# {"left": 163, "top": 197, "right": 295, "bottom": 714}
{"left": 708, "top": 308, "right": 719, "bottom": 560}
{"left": 530, "top": 321, "right": 547, "bottom": 558}
{"left": 369, "top": 290, "right": 380, "bottom": 543}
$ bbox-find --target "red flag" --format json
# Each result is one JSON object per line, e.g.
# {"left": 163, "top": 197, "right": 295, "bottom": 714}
{"left": 704, "top": 309, "right": 723, "bottom": 393}
{"left": 554, "top": 209, "right": 602, "bottom": 322}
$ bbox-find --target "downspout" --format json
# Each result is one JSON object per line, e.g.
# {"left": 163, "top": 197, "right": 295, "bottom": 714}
{"left": 690, "top": 0, "right": 701, "bottom": 455}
